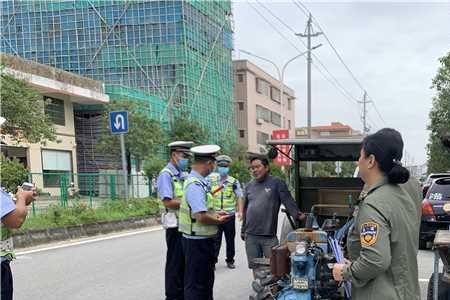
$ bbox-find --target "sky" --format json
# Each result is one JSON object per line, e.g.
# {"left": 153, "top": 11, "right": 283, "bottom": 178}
{"left": 232, "top": 0, "right": 450, "bottom": 165}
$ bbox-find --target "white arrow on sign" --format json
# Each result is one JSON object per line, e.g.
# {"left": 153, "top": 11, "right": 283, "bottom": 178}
{"left": 114, "top": 114, "right": 125, "bottom": 130}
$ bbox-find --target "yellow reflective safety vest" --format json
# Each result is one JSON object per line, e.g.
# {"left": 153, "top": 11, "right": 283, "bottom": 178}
{"left": 157, "top": 167, "right": 184, "bottom": 217}
{"left": 1, "top": 189, "right": 15, "bottom": 260}
{"left": 0, "top": 225, "right": 14, "bottom": 260}
{"left": 179, "top": 176, "right": 218, "bottom": 237}
{"left": 209, "top": 173, "right": 237, "bottom": 213}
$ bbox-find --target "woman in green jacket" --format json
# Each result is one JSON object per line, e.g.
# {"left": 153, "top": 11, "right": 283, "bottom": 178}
{"left": 333, "top": 128, "right": 421, "bottom": 300}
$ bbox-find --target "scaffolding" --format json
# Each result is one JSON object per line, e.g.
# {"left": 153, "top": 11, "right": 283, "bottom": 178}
{"left": 1, "top": 0, "right": 235, "bottom": 142}
{"left": 74, "top": 84, "right": 168, "bottom": 176}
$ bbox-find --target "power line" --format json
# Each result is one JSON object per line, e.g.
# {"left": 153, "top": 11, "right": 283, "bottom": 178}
{"left": 255, "top": 0, "right": 361, "bottom": 106}
{"left": 312, "top": 63, "right": 362, "bottom": 120}
{"left": 248, "top": 1, "right": 362, "bottom": 125}
{"left": 370, "top": 99, "right": 387, "bottom": 125}
{"left": 292, "top": 0, "right": 310, "bottom": 19}
{"left": 293, "top": 0, "right": 388, "bottom": 126}
{"left": 247, "top": 1, "right": 303, "bottom": 53}
{"left": 293, "top": 0, "right": 366, "bottom": 92}
{"left": 256, "top": 0, "right": 298, "bottom": 35}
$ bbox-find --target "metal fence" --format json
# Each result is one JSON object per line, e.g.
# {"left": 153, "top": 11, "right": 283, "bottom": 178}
{"left": 27, "top": 172, "right": 156, "bottom": 216}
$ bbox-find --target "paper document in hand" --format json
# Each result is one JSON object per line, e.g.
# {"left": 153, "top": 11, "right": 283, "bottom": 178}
{"left": 328, "top": 237, "right": 351, "bottom": 299}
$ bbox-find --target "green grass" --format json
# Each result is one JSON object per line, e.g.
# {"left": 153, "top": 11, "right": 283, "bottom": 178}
{"left": 17, "top": 198, "right": 159, "bottom": 233}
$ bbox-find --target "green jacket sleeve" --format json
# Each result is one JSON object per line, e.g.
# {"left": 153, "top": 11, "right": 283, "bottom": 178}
{"left": 345, "top": 202, "right": 392, "bottom": 287}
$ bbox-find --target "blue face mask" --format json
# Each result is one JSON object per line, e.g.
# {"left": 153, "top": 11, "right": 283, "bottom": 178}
{"left": 218, "top": 167, "right": 229, "bottom": 176}
{"left": 177, "top": 159, "right": 189, "bottom": 171}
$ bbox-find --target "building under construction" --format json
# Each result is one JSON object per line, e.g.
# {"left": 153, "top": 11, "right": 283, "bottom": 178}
{"left": 1, "top": 1, "right": 235, "bottom": 167}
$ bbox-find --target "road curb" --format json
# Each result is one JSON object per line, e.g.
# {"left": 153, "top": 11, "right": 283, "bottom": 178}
{"left": 13, "top": 215, "right": 160, "bottom": 248}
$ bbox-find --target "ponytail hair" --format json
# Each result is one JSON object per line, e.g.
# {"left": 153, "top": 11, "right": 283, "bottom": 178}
{"left": 362, "top": 128, "right": 410, "bottom": 184}
{"left": 387, "top": 160, "right": 410, "bottom": 184}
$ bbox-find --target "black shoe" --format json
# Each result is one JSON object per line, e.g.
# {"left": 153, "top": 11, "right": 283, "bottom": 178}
{"left": 226, "top": 262, "right": 235, "bottom": 269}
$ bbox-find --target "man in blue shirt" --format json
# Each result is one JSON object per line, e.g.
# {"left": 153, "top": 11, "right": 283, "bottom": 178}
{"left": 1, "top": 185, "right": 36, "bottom": 300}
{"left": 179, "top": 145, "right": 231, "bottom": 300}
{"left": 156, "top": 141, "right": 193, "bottom": 300}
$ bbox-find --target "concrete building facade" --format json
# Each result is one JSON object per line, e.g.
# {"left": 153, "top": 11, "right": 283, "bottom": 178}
{"left": 233, "top": 60, "right": 295, "bottom": 154}
{"left": 1, "top": 54, "right": 109, "bottom": 195}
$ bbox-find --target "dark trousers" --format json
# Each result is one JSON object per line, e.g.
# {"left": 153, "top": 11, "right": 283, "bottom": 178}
{"left": 182, "top": 237, "right": 215, "bottom": 300}
{"left": 165, "top": 228, "right": 185, "bottom": 300}
{"left": 1, "top": 260, "right": 13, "bottom": 300}
{"left": 214, "top": 215, "right": 236, "bottom": 264}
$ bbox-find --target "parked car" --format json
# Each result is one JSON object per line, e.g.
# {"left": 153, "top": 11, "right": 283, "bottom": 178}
{"left": 422, "top": 173, "right": 450, "bottom": 198}
{"left": 420, "top": 177, "right": 450, "bottom": 249}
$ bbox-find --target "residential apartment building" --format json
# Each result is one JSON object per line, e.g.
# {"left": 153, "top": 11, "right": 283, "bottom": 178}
{"left": 233, "top": 60, "right": 295, "bottom": 154}
{"left": 1, "top": 54, "right": 109, "bottom": 195}
{"left": 295, "top": 122, "right": 364, "bottom": 139}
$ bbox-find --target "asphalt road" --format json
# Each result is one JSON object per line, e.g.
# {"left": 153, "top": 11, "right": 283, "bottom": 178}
{"left": 12, "top": 224, "right": 436, "bottom": 300}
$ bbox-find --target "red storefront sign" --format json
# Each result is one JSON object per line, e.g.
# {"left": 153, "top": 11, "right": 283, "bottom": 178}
{"left": 271, "top": 129, "right": 292, "bottom": 166}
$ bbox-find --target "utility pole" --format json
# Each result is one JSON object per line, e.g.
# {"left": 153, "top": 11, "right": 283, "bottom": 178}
{"left": 297, "top": 13, "right": 322, "bottom": 176}
{"left": 358, "top": 91, "right": 372, "bottom": 135}
{"left": 297, "top": 13, "right": 322, "bottom": 139}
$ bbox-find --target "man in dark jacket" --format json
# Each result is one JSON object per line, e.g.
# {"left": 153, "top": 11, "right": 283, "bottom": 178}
{"left": 241, "top": 156, "right": 304, "bottom": 277}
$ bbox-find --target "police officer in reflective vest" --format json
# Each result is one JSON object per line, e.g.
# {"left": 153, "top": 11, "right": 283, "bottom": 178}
{"left": 208, "top": 155, "right": 243, "bottom": 269}
{"left": 179, "top": 145, "right": 231, "bottom": 300}
{"left": 156, "top": 141, "right": 193, "bottom": 300}
{"left": 1, "top": 186, "right": 36, "bottom": 300}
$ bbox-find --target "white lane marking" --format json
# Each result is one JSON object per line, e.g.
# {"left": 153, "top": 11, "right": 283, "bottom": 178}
{"left": 419, "top": 278, "right": 429, "bottom": 283}
{"left": 16, "top": 226, "right": 163, "bottom": 256}
{"left": 15, "top": 255, "right": 32, "bottom": 260}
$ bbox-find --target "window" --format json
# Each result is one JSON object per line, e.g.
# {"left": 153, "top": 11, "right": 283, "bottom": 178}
{"left": 256, "top": 105, "right": 271, "bottom": 122}
{"left": 44, "top": 96, "right": 65, "bottom": 126}
{"left": 42, "top": 150, "right": 72, "bottom": 187}
{"left": 320, "top": 131, "right": 331, "bottom": 137}
{"left": 288, "top": 120, "right": 291, "bottom": 130}
{"left": 239, "top": 130, "right": 245, "bottom": 138}
{"left": 287, "top": 97, "right": 292, "bottom": 110}
{"left": 427, "top": 179, "right": 450, "bottom": 200}
{"left": 270, "top": 87, "right": 280, "bottom": 103}
{"left": 257, "top": 131, "right": 270, "bottom": 145}
{"left": 238, "top": 102, "right": 244, "bottom": 111}
{"left": 271, "top": 112, "right": 281, "bottom": 127}
{"left": 237, "top": 74, "right": 243, "bottom": 82}
{"left": 256, "top": 78, "right": 270, "bottom": 96}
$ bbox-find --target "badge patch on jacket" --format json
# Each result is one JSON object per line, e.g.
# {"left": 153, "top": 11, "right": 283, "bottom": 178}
{"left": 360, "top": 222, "right": 379, "bottom": 246}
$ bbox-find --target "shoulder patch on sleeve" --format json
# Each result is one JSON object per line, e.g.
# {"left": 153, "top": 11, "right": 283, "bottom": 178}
{"left": 360, "top": 221, "right": 379, "bottom": 246}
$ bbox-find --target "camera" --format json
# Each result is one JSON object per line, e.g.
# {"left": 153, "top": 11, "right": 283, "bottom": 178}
{"left": 21, "top": 182, "right": 34, "bottom": 191}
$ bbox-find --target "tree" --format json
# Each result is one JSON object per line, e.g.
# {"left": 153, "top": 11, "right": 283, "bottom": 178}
{"left": 341, "top": 161, "right": 357, "bottom": 177}
{"left": 169, "top": 116, "right": 209, "bottom": 144}
{"left": 218, "top": 135, "right": 248, "bottom": 161}
{"left": 97, "top": 100, "right": 166, "bottom": 164}
{"left": 229, "top": 159, "right": 251, "bottom": 186}
{"left": 299, "top": 161, "right": 356, "bottom": 177}
{"left": 427, "top": 51, "right": 450, "bottom": 173}
{"left": 270, "top": 163, "right": 288, "bottom": 182}
{"left": 0, "top": 154, "right": 28, "bottom": 192}
{"left": 218, "top": 135, "right": 252, "bottom": 185}
{"left": 143, "top": 156, "right": 166, "bottom": 179}
{"left": 0, "top": 71, "right": 56, "bottom": 143}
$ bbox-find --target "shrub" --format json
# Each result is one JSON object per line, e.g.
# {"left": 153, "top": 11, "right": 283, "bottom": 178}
{"left": 0, "top": 154, "right": 28, "bottom": 192}
{"left": 18, "top": 198, "right": 160, "bottom": 232}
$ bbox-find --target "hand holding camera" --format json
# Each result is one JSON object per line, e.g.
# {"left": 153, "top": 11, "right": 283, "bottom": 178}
{"left": 16, "top": 182, "right": 37, "bottom": 206}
